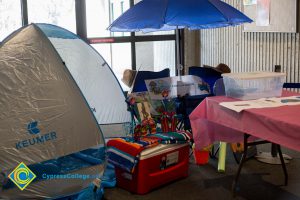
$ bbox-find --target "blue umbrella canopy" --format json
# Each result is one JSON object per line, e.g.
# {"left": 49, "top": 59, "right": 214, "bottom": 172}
{"left": 108, "top": 0, "right": 252, "bottom": 32}
{"left": 108, "top": 0, "right": 252, "bottom": 76}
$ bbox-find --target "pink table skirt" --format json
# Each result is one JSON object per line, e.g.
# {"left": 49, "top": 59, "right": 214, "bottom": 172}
{"left": 189, "top": 90, "right": 300, "bottom": 151}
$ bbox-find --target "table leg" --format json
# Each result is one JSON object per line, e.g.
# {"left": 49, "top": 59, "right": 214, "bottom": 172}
{"left": 271, "top": 143, "right": 277, "bottom": 157}
{"left": 209, "top": 144, "right": 220, "bottom": 159}
{"left": 276, "top": 144, "right": 288, "bottom": 186}
{"left": 231, "top": 137, "right": 289, "bottom": 197}
{"left": 231, "top": 134, "right": 250, "bottom": 197}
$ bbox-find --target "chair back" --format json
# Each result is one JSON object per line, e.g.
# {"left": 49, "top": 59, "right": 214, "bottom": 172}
{"left": 283, "top": 82, "right": 300, "bottom": 93}
{"left": 188, "top": 66, "right": 222, "bottom": 93}
{"left": 283, "top": 83, "right": 300, "bottom": 89}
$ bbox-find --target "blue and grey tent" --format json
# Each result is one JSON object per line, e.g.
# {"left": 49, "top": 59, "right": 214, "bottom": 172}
{"left": 0, "top": 23, "right": 130, "bottom": 199}
{"left": 38, "top": 23, "right": 131, "bottom": 137}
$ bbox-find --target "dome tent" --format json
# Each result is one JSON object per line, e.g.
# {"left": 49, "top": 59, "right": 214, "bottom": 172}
{"left": 37, "top": 23, "right": 131, "bottom": 138}
{"left": 0, "top": 23, "right": 129, "bottom": 199}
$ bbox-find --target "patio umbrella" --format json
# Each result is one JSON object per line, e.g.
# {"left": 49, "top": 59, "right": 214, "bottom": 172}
{"left": 108, "top": 0, "right": 252, "bottom": 75}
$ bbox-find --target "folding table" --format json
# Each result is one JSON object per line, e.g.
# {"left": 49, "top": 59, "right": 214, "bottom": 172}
{"left": 190, "top": 90, "right": 300, "bottom": 195}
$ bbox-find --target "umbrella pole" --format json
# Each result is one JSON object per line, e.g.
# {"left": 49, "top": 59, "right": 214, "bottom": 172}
{"left": 176, "top": 28, "right": 181, "bottom": 78}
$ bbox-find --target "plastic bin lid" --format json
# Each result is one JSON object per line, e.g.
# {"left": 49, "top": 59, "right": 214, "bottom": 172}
{"left": 222, "top": 71, "right": 286, "bottom": 80}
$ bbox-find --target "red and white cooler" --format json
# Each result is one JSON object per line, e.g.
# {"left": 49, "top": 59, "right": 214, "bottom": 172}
{"left": 115, "top": 143, "right": 189, "bottom": 194}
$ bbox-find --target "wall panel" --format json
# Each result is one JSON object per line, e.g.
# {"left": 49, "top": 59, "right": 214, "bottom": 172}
{"left": 200, "top": 0, "right": 300, "bottom": 84}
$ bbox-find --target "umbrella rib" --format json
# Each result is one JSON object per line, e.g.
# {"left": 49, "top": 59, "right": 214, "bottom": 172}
{"left": 161, "top": 0, "right": 170, "bottom": 29}
{"left": 208, "top": 0, "right": 230, "bottom": 23}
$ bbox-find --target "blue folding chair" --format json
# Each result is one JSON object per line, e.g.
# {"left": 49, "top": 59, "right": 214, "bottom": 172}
{"left": 189, "top": 66, "right": 222, "bottom": 94}
{"left": 131, "top": 68, "right": 170, "bottom": 93}
{"left": 283, "top": 82, "right": 300, "bottom": 89}
{"left": 177, "top": 66, "right": 223, "bottom": 131}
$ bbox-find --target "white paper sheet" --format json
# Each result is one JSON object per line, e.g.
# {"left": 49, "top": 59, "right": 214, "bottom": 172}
{"left": 220, "top": 96, "right": 300, "bottom": 112}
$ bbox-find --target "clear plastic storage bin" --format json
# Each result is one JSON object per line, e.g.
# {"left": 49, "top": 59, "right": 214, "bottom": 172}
{"left": 222, "top": 72, "right": 286, "bottom": 100}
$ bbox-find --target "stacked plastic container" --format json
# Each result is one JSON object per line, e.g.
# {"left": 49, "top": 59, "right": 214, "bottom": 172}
{"left": 222, "top": 72, "right": 286, "bottom": 100}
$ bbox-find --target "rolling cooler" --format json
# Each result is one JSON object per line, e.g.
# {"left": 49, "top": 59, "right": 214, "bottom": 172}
{"left": 115, "top": 143, "right": 189, "bottom": 194}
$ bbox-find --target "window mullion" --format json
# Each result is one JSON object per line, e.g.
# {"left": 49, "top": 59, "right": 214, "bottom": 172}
{"left": 21, "top": 0, "right": 28, "bottom": 26}
{"left": 75, "top": 0, "right": 87, "bottom": 41}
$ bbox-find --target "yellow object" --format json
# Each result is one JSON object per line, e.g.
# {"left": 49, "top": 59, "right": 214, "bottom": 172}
{"left": 218, "top": 142, "right": 227, "bottom": 173}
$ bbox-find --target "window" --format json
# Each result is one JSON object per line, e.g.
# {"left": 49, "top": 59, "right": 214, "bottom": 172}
{"left": 27, "top": 0, "right": 76, "bottom": 33}
{"left": 136, "top": 41, "right": 175, "bottom": 75}
{"left": 0, "top": 0, "right": 22, "bottom": 41}
{"left": 86, "top": 0, "right": 176, "bottom": 90}
{"left": 0, "top": 0, "right": 177, "bottom": 91}
{"left": 92, "top": 43, "right": 132, "bottom": 91}
{"left": 86, "top": 0, "right": 130, "bottom": 38}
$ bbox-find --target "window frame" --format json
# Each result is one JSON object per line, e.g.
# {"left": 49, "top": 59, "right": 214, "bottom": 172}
{"left": 18, "top": 0, "right": 183, "bottom": 73}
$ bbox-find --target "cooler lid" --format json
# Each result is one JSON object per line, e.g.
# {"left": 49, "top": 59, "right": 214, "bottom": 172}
{"left": 140, "top": 143, "right": 188, "bottom": 160}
